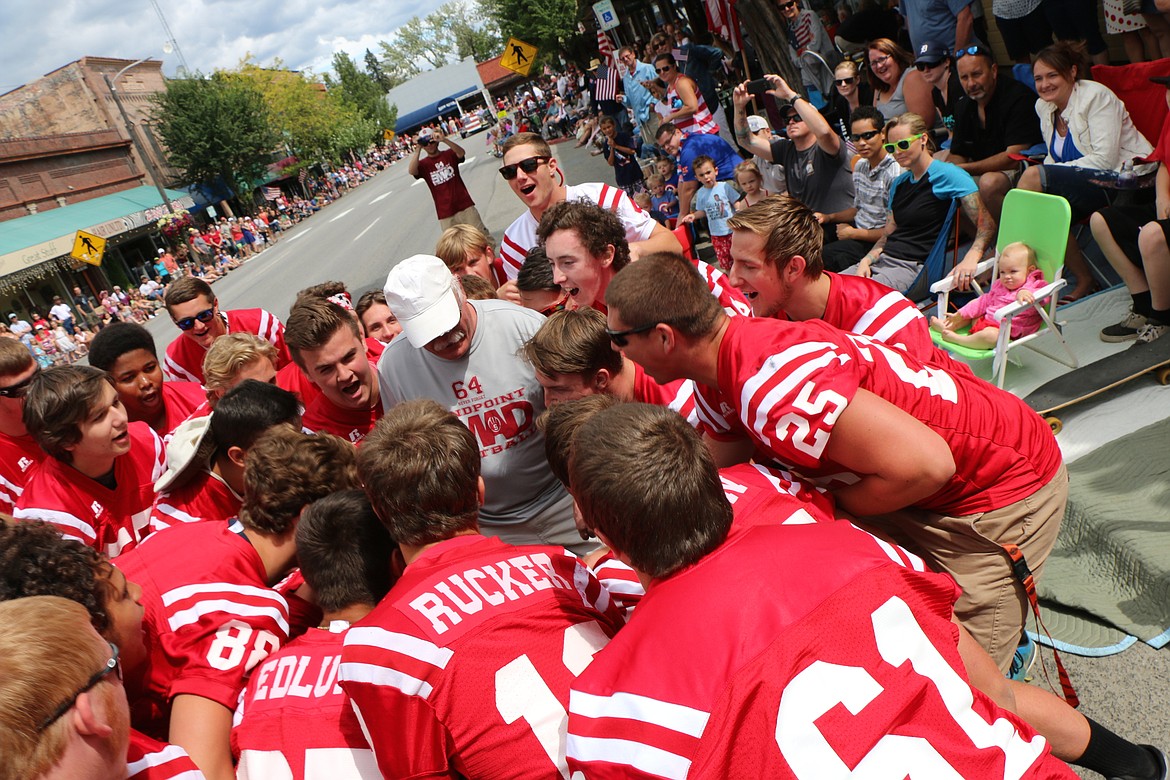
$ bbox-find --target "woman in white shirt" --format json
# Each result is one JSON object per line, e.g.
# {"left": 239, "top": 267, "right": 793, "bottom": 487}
{"left": 1017, "top": 41, "right": 1154, "bottom": 301}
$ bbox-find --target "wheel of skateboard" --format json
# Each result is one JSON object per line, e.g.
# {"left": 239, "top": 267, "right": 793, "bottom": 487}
{"left": 1045, "top": 416, "right": 1062, "bottom": 435}
{"left": 1157, "top": 367, "right": 1170, "bottom": 386}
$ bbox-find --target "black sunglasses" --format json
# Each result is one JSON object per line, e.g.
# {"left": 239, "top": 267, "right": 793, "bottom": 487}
{"left": 834, "top": 77, "right": 856, "bottom": 86}
{"left": 499, "top": 155, "right": 552, "bottom": 180}
{"left": 0, "top": 366, "right": 40, "bottom": 399}
{"left": 39, "top": 643, "right": 121, "bottom": 732}
{"left": 174, "top": 307, "right": 216, "bottom": 331}
{"left": 778, "top": 0, "right": 798, "bottom": 8}
{"left": 656, "top": 65, "right": 673, "bottom": 74}
{"left": 850, "top": 129, "right": 881, "bottom": 142}
{"left": 606, "top": 322, "right": 662, "bottom": 347}
{"left": 914, "top": 60, "right": 945, "bottom": 71}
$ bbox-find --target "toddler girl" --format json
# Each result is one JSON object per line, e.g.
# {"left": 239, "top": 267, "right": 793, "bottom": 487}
{"left": 733, "top": 160, "right": 770, "bottom": 211}
{"left": 931, "top": 242, "right": 1049, "bottom": 348}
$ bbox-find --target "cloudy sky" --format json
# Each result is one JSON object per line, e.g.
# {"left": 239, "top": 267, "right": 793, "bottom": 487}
{"left": 0, "top": 0, "right": 464, "bottom": 93}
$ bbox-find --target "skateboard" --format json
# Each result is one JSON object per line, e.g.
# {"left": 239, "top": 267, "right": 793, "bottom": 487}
{"left": 1023, "top": 337, "right": 1170, "bottom": 434}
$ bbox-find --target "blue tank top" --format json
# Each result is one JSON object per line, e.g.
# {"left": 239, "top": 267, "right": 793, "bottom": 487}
{"left": 1049, "top": 128, "right": 1083, "bottom": 164}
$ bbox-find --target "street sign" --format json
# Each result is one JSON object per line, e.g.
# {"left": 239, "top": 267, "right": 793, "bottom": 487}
{"left": 71, "top": 230, "right": 106, "bottom": 266}
{"left": 592, "top": 0, "right": 620, "bottom": 31}
{"left": 501, "top": 38, "right": 538, "bottom": 77}
{"left": 383, "top": 129, "right": 396, "bottom": 141}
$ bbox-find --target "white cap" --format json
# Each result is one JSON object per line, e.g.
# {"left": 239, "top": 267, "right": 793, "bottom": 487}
{"left": 154, "top": 415, "right": 214, "bottom": 493}
{"left": 747, "top": 115, "right": 769, "bottom": 133}
{"left": 157, "top": 248, "right": 165, "bottom": 254}
{"left": 384, "top": 254, "right": 461, "bottom": 348}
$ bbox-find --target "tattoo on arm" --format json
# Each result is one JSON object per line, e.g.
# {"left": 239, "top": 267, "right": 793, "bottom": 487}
{"left": 960, "top": 193, "right": 995, "bottom": 253}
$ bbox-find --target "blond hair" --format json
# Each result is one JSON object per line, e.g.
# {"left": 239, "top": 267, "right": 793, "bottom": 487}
{"left": 726, "top": 194, "right": 824, "bottom": 277}
{"left": 202, "top": 332, "right": 279, "bottom": 395}
{"left": 435, "top": 225, "right": 494, "bottom": 272}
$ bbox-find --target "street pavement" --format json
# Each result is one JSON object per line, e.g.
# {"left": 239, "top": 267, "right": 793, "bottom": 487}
{"left": 139, "top": 137, "right": 1170, "bottom": 776}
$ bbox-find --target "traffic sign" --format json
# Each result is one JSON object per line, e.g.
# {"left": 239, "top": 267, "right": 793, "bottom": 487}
{"left": 501, "top": 38, "right": 538, "bottom": 77}
{"left": 71, "top": 230, "right": 106, "bottom": 266}
{"left": 383, "top": 129, "right": 396, "bottom": 141}
{"left": 593, "top": 0, "right": 620, "bottom": 31}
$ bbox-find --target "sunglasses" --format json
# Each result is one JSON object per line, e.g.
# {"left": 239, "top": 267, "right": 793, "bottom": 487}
{"left": 883, "top": 132, "right": 926, "bottom": 153}
{"left": 38, "top": 643, "right": 121, "bottom": 732}
{"left": 656, "top": 65, "right": 673, "bottom": 74}
{"left": 0, "top": 366, "right": 40, "bottom": 399}
{"left": 783, "top": 113, "right": 802, "bottom": 125}
{"left": 499, "top": 155, "right": 552, "bottom": 180}
{"left": 914, "top": 60, "right": 945, "bottom": 71}
{"left": 834, "top": 77, "right": 856, "bottom": 86}
{"left": 606, "top": 321, "right": 663, "bottom": 347}
{"left": 955, "top": 45, "right": 989, "bottom": 59}
{"left": 778, "top": 1, "right": 798, "bottom": 8}
{"left": 850, "top": 129, "right": 882, "bottom": 142}
{"left": 174, "top": 307, "right": 216, "bottom": 331}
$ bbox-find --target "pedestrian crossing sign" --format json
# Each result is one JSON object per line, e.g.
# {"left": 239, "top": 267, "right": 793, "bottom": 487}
{"left": 71, "top": 230, "right": 106, "bottom": 266}
{"left": 501, "top": 38, "right": 538, "bottom": 77}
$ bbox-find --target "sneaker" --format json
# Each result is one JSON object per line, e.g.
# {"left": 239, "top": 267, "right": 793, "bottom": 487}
{"left": 1008, "top": 633, "right": 1037, "bottom": 682}
{"left": 1134, "top": 322, "right": 1169, "bottom": 345}
{"left": 1109, "top": 745, "right": 1168, "bottom": 780}
{"left": 1101, "top": 310, "right": 1148, "bottom": 342}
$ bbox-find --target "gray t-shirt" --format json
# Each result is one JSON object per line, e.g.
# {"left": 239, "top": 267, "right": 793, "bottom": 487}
{"left": 768, "top": 136, "right": 855, "bottom": 215}
{"left": 377, "top": 299, "right": 568, "bottom": 526}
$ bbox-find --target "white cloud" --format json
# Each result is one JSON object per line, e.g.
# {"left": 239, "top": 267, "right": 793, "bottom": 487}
{"left": 0, "top": 0, "right": 453, "bottom": 93}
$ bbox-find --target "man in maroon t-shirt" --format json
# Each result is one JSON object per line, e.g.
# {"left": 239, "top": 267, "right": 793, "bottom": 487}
{"left": 409, "top": 129, "right": 487, "bottom": 232}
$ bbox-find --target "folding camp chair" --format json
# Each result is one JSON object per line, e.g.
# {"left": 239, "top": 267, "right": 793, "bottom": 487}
{"left": 929, "top": 189, "right": 1078, "bottom": 387}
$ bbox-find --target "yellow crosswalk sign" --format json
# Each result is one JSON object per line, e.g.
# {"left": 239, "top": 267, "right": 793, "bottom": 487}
{"left": 71, "top": 230, "right": 106, "bottom": 266}
{"left": 501, "top": 38, "right": 538, "bottom": 76}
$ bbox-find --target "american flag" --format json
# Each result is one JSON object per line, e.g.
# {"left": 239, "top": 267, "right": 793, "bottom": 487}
{"left": 705, "top": 0, "right": 742, "bottom": 50}
{"left": 594, "top": 28, "right": 619, "bottom": 101}
{"left": 262, "top": 186, "right": 281, "bottom": 201}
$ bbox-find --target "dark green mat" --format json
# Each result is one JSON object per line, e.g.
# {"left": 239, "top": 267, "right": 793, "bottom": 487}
{"left": 1036, "top": 416, "right": 1170, "bottom": 654}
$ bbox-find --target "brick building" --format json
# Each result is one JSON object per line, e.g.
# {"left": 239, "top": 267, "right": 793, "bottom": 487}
{"left": 0, "top": 57, "right": 191, "bottom": 320}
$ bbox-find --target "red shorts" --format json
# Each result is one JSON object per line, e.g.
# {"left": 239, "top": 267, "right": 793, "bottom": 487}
{"left": 969, "top": 316, "right": 1000, "bottom": 334}
{"left": 711, "top": 234, "right": 733, "bottom": 272}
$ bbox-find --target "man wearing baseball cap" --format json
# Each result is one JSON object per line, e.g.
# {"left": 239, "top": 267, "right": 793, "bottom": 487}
{"left": 408, "top": 127, "right": 487, "bottom": 233}
{"left": 745, "top": 114, "right": 786, "bottom": 194}
{"left": 377, "top": 254, "right": 582, "bottom": 551}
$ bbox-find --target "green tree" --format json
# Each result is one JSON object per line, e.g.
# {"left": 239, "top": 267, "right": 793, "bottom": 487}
{"left": 480, "top": 0, "right": 575, "bottom": 56}
{"left": 229, "top": 59, "right": 354, "bottom": 163}
{"left": 377, "top": 0, "right": 502, "bottom": 81}
{"left": 326, "top": 51, "right": 397, "bottom": 134}
{"left": 150, "top": 72, "right": 278, "bottom": 205}
{"left": 364, "top": 48, "right": 392, "bottom": 93}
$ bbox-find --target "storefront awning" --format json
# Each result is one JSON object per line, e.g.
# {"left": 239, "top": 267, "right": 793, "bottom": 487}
{"left": 394, "top": 88, "right": 482, "bottom": 134}
{"left": 0, "top": 185, "right": 195, "bottom": 281}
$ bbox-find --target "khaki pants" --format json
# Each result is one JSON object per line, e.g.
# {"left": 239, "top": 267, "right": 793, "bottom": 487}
{"left": 439, "top": 205, "right": 488, "bottom": 234}
{"left": 868, "top": 463, "right": 1068, "bottom": 673}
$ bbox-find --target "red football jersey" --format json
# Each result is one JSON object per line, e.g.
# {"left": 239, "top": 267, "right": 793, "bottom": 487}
{"left": 0, "top": 430, "right": 46, "bottom": 516}
{"left": 589, "top": 552, "right": 643, "bottom": 618}
{"left": 718, "top": 461, "right": 836, "bottom": 527}
{"left": 147, "top": 470, "right": 242, "bottom": 534}
{"left": 117, "top": 520, "right": 289, "bottom": 738}
{"left": 14, "top": 422, "right": 164, "bottom": 557}
{"left": 157, "top": 381, "right": 208, "bottom": 437}
{"left": 567, "top": 523, "right": 1075, "bottom": 780}
{"left": 126, "top": 729, "right": 205, "bottom": 780}
{"left": 697, "top": 316, "right": 1062, "bottom": 516}
{"left": 163, "top": 308, "right": 290, "bottom": 384}
{"left": 691, "top": 257, "right": 752, "bottom": 318}
{"left": 340, "top": 534, "right": 625, "bottom": 780}
{"left": 301, "top": 378, "right": 382, "bottom": 444}
{"left": 631, "top": 363, "right": 699, "bottom": 427}
{"left": 234, "top": 626, "right": 378, "bottom": 780}
{"left": 821, "top": 271, "right": 937, "bottom": 362}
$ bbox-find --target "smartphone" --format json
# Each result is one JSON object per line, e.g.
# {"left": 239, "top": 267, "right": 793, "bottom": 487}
{"left": 746, "top": 78, "right": 771, "bottom": 96}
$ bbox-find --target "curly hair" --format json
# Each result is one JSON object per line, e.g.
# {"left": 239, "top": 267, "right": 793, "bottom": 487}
{"left": 239, "top": 425, "right": 359, "bottom": 536}
{"left": 536, "top": 200, "right": 632, "bottom": 273}
{"left": 0, "top": 519, "right": 109, "bottom": 635}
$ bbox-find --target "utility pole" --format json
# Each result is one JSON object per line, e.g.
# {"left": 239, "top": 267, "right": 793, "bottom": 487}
{"left": 104, "top": 59, "right": 177, "bottom": 215}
